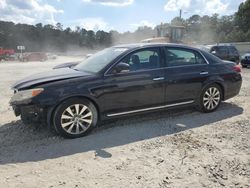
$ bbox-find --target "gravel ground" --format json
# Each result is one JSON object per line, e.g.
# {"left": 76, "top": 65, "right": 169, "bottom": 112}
{"left": 0, "top": 58, "right": 249, "bottom": 188}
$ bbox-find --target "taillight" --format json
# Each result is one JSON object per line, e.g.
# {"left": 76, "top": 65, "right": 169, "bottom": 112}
{"left": 233, "top": 65, "right": 241, "bottom": 73}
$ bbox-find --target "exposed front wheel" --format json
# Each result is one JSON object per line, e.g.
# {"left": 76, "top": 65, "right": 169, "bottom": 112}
{"left": 53, "top": 98, "right": 98, "bottom": 138}
{"left": 198, "top": 84, "right": 222, "bottom": 113}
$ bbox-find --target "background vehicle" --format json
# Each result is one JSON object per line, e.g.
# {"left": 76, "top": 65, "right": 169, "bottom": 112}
{"left": 53, "top": 61, "right": 80, "bottom": 69}
{"left": 53, "top": 54, "right": 92, "bottom": 69}
{"left": 22, "top": 52, "right": 48, "bottom": 62}
{"left": 141, "top": 24, "right": 185, "bottom": 43}
{"left": 10, "top": 43, "right": 242, "bottom": 138}
{"left": 241, "top": 53, "right": 250, "bottom": 68}
{"left": 0, "top": 47, "right": 15, "bottom": 60}
{"left": 201, "top": 44, "right": 240, "bottom": 63}
{"left": 47, "top": 53, "right": 57, "bottom": 60}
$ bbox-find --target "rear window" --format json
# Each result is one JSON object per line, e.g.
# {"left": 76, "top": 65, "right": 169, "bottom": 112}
{"left": 214, "top": 46, "right": 228, "bottom": 56}
{"left": 201, "top": 50, "right": 222, "bottom": 64}
{"left": 228, "top": 46, "right": 239, "bottom": 56}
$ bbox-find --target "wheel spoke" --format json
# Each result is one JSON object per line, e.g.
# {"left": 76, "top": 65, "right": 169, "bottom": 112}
{"left": 62, "top": 114, "right": 72, "bottom": 119}
{"left": 66, "top": 107, "right": 74, "bottom": 116}
{"left": 75, "top": 104, "right": 80, "bottom": 115}
{"left": 214, "top": 91, "right": 220, "bottom": 96}
{"left": 79, "top": 106, "right": 87, "bottom": 115}
{"left": 212, "top": 99, "right": 218, "bottom": 105}
{"left": 80, "top": 118, "right": 92, "bottom": 124}
{"left": 62, "top": 121, "right": 74, "bottom": 128}
{"left": 209, "top": 88, "right": 212, "bottom": 95}
{"left": 78, "top": 122, "right": 87, "bottom": 131}
{"left": 205, "top": 91, "right": 210, "bottom": 97}
{"left": 203, "top": 97, "right": 209, "bottom": 101}
{"left": 75, "top": 123, "right": 80, "bottom": 134}
{"left": 67, "top": 123, "right": 75, "bottom": 133}
{"left": 212, "top": 88, "right": 217, "bottom": 95}
{"left": 204, "top": 100, "right": 209, "bottom": 106}
{"left": 210, "top": 101, "right": 214, "bottom": 109}
{"left": 82, "top": 112, "right": 92, "bottom": 119}
{"left": 207, "top": 101, "right": 211, "bottom": 109}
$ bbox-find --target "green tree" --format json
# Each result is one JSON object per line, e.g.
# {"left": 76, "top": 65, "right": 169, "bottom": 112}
{"left": 171, "top": 17, "right": 185, "bottom": 26}
{"left": 235, "top": 0, "right": 250, "bottom": 32}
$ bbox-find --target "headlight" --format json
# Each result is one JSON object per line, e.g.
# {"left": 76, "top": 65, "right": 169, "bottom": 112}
{"left": 10, "top": 88, "right": 44, "bottom": 103}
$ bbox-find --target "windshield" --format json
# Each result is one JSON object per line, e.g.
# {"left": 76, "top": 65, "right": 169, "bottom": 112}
{"left": 74, "top": 47, "right": 128, "bottom": 73}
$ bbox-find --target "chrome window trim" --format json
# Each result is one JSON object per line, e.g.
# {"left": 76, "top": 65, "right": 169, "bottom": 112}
{"left": 104, "top": 51, "right": 209, "bottom": 76}
{"left": 104, "top": 66, "right": 168, "bottom": 77}
{"left": 104, "top": 47, "right": 210, "bottom": 77}
{"left": 107, "top": 100, "right": 194, "bottom": 117}
{"left": 104, "top": 63, "right": 208, "bottom": 77}
{"left": 198, "top": 50, "right": 210, "bottom": 64}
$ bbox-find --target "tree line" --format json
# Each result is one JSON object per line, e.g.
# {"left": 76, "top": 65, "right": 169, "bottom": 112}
{"left": 171, "top": 0, "right": 250, "bottom": 44}
{"left": 0, "top": 22, "right": 113, "bottom": 52}
{"left": 0, "top": 0, "right": 249, "bottom": 52}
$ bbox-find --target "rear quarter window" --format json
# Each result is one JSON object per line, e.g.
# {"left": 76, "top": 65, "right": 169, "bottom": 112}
{"left": 202, "top": 50, "right": 222, "bottom": 64}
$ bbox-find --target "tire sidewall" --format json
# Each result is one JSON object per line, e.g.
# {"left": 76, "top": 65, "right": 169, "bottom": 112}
{"left": 198, "top": 84, "right": 222, "bottom": 113}
{"left": 53, "top": 98, "right": 98, "bottom": 138}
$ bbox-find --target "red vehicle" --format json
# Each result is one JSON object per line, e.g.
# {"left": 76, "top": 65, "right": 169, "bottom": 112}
{"left": 0, "top": 47, "right": 15, "bottom": 60}
{"left": 22, "top": 52, "right": 48, "bottom": 62}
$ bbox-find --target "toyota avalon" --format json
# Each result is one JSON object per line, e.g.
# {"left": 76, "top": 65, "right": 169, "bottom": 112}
{"left": 10, "top": 43, "right": 242, "bottom": 138}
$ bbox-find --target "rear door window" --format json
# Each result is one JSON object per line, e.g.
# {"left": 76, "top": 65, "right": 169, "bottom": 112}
{"left": 164, "top": 47, "right": 206, "bottom": 67}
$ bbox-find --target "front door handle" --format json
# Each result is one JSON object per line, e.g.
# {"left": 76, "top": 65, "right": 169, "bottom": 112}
{"left": 153, "top": 77, "right": 165, "bottom": 81}
{"left": 200, "top": 71, "right": 208, "bottom": 75}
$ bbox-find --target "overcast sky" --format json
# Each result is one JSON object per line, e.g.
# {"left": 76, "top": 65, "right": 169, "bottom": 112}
{"left": 0, "top": 0, "right": 246, "bottom": 32}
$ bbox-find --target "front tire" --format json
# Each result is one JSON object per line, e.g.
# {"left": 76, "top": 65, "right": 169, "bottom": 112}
{"left": 197, "top": 84, "right": 222, "bottom": 113}
{"left": 53, "top": 98, "right": 98, "bottom": 138}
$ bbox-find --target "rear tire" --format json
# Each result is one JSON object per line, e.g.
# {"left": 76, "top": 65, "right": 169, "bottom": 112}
{"left": 197, "top": 84, "right": 222, "bottom": 113}
{"left": 53, "top": 98, "right": 98, "bottom": 138}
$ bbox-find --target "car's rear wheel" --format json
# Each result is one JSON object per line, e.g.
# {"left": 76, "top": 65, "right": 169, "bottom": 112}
{"left": 197, "top": 84, "right": 222, "bottom": 113}
{"left": 53, "top": 98, "right": 98, "bottom": 138}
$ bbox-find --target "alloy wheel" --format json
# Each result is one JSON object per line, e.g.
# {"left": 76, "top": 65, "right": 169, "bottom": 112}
{"left": 203, "top": 87, "right": 221, "bottom": 110}
{"left": 60, "top": 104, "right": 93, "bottom": 135}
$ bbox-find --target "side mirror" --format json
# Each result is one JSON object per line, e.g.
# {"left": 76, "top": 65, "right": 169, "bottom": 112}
{"left": 211, "top": 51, "right": 217, "bottom": 55}
{"left": 114, "top": 62, "right": 130, "bottom": 73}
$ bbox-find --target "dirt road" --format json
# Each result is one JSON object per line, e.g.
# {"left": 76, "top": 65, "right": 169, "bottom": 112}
{"left": 0, "top": 59, "right": 249, "bottom": 188}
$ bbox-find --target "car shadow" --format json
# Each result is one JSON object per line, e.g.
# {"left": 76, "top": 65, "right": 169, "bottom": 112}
{"left": 0, "top": 102, "right": 243, "bottom": 164}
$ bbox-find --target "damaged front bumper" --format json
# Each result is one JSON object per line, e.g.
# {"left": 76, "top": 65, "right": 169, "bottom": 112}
{"left": 12, "top": 104, "right": 46, "bottom": 124}
{"left": 10, "top": 90, "right": 46, "bottom": 124}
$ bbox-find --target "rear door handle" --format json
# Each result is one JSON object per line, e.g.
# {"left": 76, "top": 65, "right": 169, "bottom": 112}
{"left": 153, "top": 77, "right": 165, "bottom": 81}
{"left": 200, "top": 71, "right": 208, "bottom": 75}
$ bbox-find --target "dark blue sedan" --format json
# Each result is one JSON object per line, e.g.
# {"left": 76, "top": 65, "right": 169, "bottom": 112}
{"left": 10, "top": 43, "right": 242, "bottom": 138}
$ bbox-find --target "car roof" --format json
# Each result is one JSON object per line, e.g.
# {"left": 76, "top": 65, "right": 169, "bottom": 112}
{"left": 243, "top": 53, "right": 250, "bottom": 56}
{"left": 113, "top": 43, "right": 199, "bottom": 51}
{"left": 204, "top": 43, "right": 236, "bottom": 48}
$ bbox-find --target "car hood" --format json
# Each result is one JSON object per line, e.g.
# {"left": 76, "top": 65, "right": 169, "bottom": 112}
{"left": 12, "top": 68, "right": 92, "bottom": 90}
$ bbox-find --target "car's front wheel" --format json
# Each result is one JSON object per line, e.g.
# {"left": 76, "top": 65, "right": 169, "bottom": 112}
{"left": 198, "top": 84, "right": 222, "bottom": 113}
{"left": 53, "top": 98, "right": 98, "bottom": 138}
